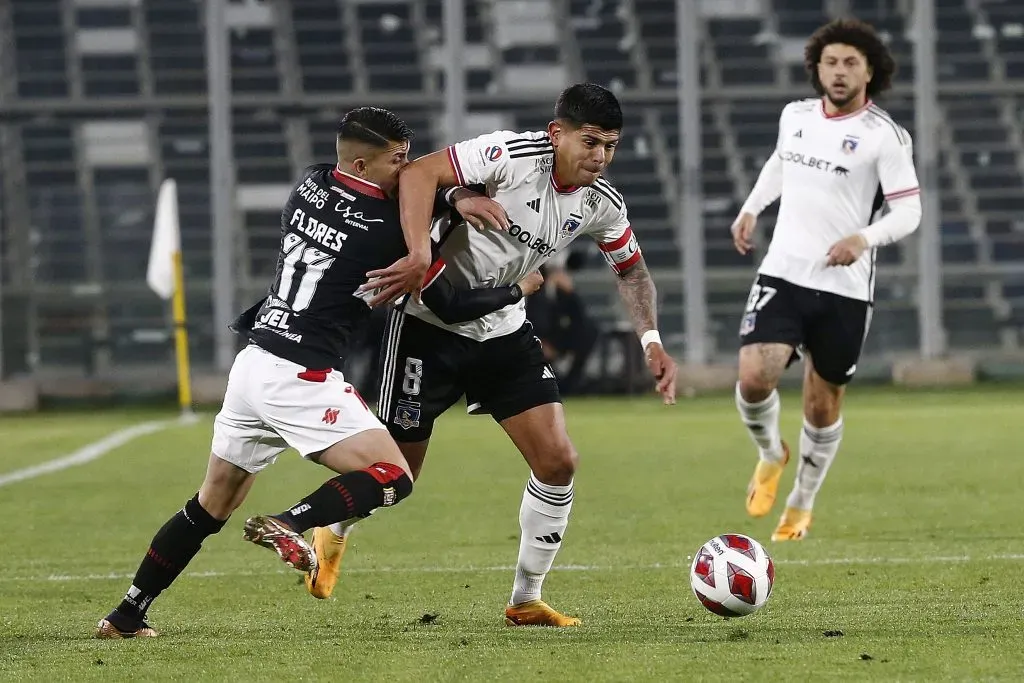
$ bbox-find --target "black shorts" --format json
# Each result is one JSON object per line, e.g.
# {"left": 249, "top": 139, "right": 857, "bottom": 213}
{"left": 376, "top": 310, "right": 561, "bottom": 442}
{"left": 738, "top": 274, "right": 872, "bottom": 386}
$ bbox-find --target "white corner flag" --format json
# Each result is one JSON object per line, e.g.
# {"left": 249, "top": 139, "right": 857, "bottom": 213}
{"left": 147, "top": 178, "right": 193, "bottom": 414}
{"left": 147, "top": 178, "right": 180, "bottom": 300}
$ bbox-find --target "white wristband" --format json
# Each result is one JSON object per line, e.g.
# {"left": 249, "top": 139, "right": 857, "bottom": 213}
{"left": 640, "top": 330, "right": 662, "bottom": 350}
{"left": 444, "top": 187, "right": 461, "bottom": 205}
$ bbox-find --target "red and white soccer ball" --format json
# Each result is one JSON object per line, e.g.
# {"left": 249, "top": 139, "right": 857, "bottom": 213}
{"left": 690, "top": 533, "right": 774, "bottom": 617}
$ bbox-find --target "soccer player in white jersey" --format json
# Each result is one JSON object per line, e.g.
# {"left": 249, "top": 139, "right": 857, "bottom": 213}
{"left": 730, "top": 19, "right": 922, "bottom": 541}
{"left": 305, "top": 83, "right": 679, "bottom": 626}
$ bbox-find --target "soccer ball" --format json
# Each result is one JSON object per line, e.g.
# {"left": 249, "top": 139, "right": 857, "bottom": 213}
{"left": 690, "top": 533, "right": 774, "bottom": 617}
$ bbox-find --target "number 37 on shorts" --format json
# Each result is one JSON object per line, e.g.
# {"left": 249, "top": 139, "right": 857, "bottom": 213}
{"left": 739, "top": 282, "right": 777, "bottom": 336}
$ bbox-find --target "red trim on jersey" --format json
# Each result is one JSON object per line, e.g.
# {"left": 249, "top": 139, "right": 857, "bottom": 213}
{"left": 421, "top": 258, "right": 446, "bottom": 290}
{"left": 598, "top": 226, "right": 633, "bottom": 252}
{"left": 551, "top": 172, "right": 581, "bottom": 194}
{"left": 332, "top": 167, "right": 388, "bottom": 200}
{"left": 820, "top": 98, "right": 873, "bottom": 120}
{"left": 447, "top": 146, "right": 466, "bottom": 185}
{"left": 884, "top": 187, "right": 920, "bottom": 200}
{"left": 612, "top": 249, "right": 642, "bottom": 273}
{"left": 344, "top": 384, "right": 369, "bottom": 411}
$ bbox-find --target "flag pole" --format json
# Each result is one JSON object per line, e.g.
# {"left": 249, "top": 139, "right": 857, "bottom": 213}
{"left": 171, "top": 250, "right": 193, "bottom": 416}
{"left": 148, "top": 178, "right": 194, "bottom": 417}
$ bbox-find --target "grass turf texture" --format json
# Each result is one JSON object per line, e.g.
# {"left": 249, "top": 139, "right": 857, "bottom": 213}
{"left": 1, "top": 388, "right": 1023, "bottom": 681}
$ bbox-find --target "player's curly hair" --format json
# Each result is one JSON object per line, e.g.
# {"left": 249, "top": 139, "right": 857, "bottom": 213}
{"left": 804, "top": 18, "right": 896, "bottom": 98}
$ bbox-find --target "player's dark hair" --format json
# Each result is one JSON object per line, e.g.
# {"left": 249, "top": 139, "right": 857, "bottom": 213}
{"left": 805, "top": 18, "right": 896, "bottom": 98}
{"left": 337, "top": 107, "right": 414, "bottom": 147}
{"left": 554, "top": 83, "right": 623, "bottom": 131}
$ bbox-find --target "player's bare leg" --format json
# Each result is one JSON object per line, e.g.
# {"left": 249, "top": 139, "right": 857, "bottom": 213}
{"left": 246, "top": 428, "right": 413, "bottom": 576}
{"left": 774, "top": 354, "right": 845, "bottom": 541}
{"left": 499, "top": 403, "right": 581, "bottom": 627}
{"left": 95, "top": 454, "right": 255, "bottom": 639}
{"left": 305, "top": 438, "right": 430, "bottom": 599}
{"left": 736, "top": 343, "right": 794, "bottom": 517}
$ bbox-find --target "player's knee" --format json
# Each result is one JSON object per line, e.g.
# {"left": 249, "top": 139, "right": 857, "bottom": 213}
{"left": 531, "top": 440, "right": 578, "bottom": 485}
{"left": 803, "top": 387, "right": 841, "bottom": 427}
{"left": 737, "top": 368, "right": 774, "bottom": 403}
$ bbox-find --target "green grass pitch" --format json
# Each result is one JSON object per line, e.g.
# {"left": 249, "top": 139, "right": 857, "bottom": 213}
{"left": 1, "top": 388, "right": 1023, "bottom": 681}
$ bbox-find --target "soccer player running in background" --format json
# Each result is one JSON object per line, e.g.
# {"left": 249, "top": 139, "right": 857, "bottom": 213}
{"left": 94, "top": 107, "right": 540, "bottom": 638}
{"left": 731, "top": 19, "right": 922, "bottom": 541}
{"left": 305, "top": 83, "right": 678, "bottom": 627}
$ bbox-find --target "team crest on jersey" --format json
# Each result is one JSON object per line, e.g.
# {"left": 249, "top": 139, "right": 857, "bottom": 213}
{"left": 483, "top": 145, "right": 503, "bottom": 162}
{"left": 559, "top": 213, "right": 584, "bottom": 239}
{"left": 739, "top": 313, "right": 757, "bottom": 336}
{"left": 393, "top": 400, "right": 421, "bottom": 430}
{"left": 841, "top": 135, "right": 860, "bottom": 154}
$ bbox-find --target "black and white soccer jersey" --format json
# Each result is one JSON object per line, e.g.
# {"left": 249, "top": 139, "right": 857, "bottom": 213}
{"left": 750, "top": 98, "right": 920, "bottom": 303}
{"left": 239, "top": 165, "right": 522, "bottom": 371}
{"left": 401, "top": 130, "right": 642, "bottom": 341}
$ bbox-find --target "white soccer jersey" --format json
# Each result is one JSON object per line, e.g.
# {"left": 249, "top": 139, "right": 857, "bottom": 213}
{"left": 403, "top": 130, "right": 641, "bottom": 341}
{"left": 754, "top": 98, "right": 920, "bottom": 302}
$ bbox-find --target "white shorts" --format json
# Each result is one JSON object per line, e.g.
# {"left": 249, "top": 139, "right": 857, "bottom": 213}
{"left": 211, "top": 344, "right": 385, "bottom": 473}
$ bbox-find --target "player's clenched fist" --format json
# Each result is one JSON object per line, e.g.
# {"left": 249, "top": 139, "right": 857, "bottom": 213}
{"left": 826, "top": 234, "right": 868, "bottom": 267}
{"left": 516, "top": 270, "right": 544, "bottom": 297}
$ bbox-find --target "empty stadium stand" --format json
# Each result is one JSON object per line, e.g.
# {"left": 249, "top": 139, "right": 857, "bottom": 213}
{"left": 0, "top": 0, "right": 1022, "bottom": 376}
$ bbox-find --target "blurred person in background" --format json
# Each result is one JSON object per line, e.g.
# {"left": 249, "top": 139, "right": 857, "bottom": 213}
{"left": 730, "top": 19, "right": 921, "bottom": 542}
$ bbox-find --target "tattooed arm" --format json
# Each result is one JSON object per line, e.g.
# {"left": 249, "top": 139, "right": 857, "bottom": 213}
{"left": 614, "top": 255, "right": 677, "bottom": 404}
{"left": 615, "top": 256, "right": 658, "bottom": 338}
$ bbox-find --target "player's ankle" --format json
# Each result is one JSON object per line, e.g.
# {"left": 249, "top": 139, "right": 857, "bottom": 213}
{"left": 510, "top": 593, "right": 540, "bottom": 606}
{"left": 107, "top": 607, "right": 146, "bottom": 631}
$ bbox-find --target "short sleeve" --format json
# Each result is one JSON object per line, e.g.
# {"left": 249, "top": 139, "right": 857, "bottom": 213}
{"left": 447, "top": 131, "right": 515, "bottom": 187}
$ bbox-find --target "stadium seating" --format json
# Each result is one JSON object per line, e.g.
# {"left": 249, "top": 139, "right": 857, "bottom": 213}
{"left": 1, "top": 0, "right": 1022, "bottom": 373}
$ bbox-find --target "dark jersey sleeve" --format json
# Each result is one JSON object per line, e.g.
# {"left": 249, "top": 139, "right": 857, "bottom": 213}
{"left": 229, "top": 299, "right": 263, "bottom": 335}
{"left": 421, "top": 186, "right": 518, "bottom": 324}
{"left": 419, "top": 255, "right": 522, "bottom": 325}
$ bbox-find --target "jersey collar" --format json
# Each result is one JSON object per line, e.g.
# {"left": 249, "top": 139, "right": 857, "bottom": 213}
{"left": 550, "top": 172, "right": 582, "bottom": 195}
{"left": 819, "top": 97, "right": 873, "bottom": 120}
{"left": 332, "top": 166, "right": 388, "bottom": 200}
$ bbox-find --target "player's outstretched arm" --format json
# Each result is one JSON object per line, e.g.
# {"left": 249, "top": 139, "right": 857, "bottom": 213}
{"left": 421, "top": 269, "right": 542, "bottom": 324}
{"left": 367, "top": 151, "right": 461, "bottom": 307}
{"left": 615, "top": 256, "right": 677, "bottom": 404}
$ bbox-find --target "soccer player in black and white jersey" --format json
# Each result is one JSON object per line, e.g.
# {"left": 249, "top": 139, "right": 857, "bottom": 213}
{"left": 731, "top": 19, "right": 922, "bottom": 541}
{"left": 310, "top": 84, "right": 679, "bottom": 627}
{"left": 93, "top": 107, "right": 541, "bottom": 638}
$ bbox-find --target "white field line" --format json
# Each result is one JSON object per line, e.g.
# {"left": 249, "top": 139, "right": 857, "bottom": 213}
{"left": 2, "top": 553, "right": 1023, "bottom": 584}
{"left": 0, "top": 418, "right": 183, "bottom": 489}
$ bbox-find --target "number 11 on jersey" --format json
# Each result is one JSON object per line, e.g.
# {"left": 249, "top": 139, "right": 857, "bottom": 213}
{"left": 274, "top": 233, "right": 338, "bottom": 312}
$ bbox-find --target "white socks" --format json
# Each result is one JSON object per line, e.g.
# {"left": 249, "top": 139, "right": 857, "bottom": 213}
{"left": 510, "top": 473, "right": 573, "bottom": 606}
{"left": 327, "top": 520, "right": 357, "bottom": 538}
{"left": 735, "top": 383, "right": 786, "bottom": 463}
{"left": 786, "top": 418, "right": 843, "bottom": 511}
